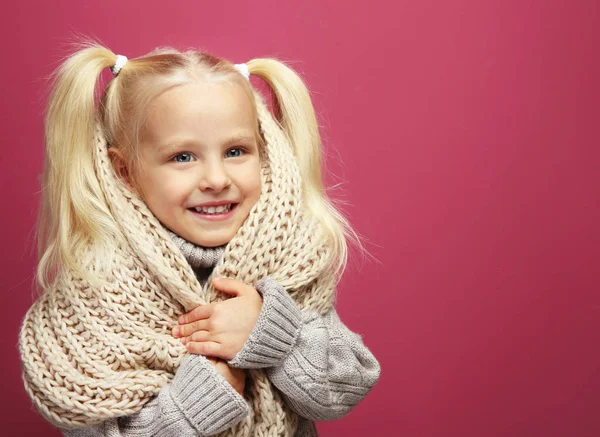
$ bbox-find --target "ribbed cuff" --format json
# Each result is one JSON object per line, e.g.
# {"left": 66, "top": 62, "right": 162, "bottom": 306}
{"left": 227, "top": 276, "right": 302, "bottom": 369}
{"left": 170, "top": 354, "right": 249, "bottom": 435}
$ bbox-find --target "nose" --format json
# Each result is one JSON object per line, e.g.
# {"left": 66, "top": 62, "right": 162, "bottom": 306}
{"left": 198, "top": 158, "right": 232, "bottom": 192}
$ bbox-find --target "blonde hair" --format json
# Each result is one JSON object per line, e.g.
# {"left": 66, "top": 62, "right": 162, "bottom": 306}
{"left": 35, "top": 36, "right": 374, "bottom": 292}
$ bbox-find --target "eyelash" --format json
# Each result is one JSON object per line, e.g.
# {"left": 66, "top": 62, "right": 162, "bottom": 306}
{"left": 171, "top": 147, "right": 248, "bottom": 163}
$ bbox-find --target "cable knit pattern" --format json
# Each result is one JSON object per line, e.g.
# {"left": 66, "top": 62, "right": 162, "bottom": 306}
{"left": 18, "top": 88, "right": 337, "bottom": 436}
{"left": 232, "top": 276, "right": 381, "bottom": 422}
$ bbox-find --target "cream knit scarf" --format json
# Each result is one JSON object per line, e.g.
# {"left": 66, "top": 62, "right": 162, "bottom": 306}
{"left": 19, "top": 90, "right": 337, "bottom": 435}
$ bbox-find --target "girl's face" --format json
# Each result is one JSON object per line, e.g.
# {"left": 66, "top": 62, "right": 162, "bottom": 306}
{"left": 133, "top": 81, "right": 262, "bottom": 247}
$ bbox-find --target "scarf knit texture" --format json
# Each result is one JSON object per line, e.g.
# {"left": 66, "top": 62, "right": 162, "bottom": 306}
{"left": 18, "top": 89, "right": 337, "bottom": 436}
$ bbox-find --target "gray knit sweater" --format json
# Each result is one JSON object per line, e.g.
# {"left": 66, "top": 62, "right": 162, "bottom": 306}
{"left": 62, "top": 232, "right": 380, "bottom": 437}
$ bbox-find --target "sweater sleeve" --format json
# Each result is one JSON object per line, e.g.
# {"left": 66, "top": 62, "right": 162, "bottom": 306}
{"left": 61, "top": 354, "right": 249, "bottom": 437}
{"left": 226, "top": 276, "right": 381, "bottom": 421}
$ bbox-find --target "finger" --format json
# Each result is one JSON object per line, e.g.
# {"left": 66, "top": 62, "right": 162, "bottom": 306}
{"left": 179, "top": 329, "right": 211, "bottom": 345}
{"left": 173, "top": 319, "right": 210, "bottom": 337}
{"left": 188, "top": 330, "right": 211, "bottom": 343}
{"left": 212, "top": 277, "right": 246, "bottom": 297}
{"left": 186, "top": 341, "right": 222, "bottom": 358}
{"left": 179, "top": 304, "right": 213, "bottom": 324}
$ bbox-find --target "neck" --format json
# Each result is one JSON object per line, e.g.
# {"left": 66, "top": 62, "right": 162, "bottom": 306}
{"left": 166, "top": 229, "right": 226, "bottom": 269}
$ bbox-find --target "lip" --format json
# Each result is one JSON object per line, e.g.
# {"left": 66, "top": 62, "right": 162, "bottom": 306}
{"left": 188, "top": 203, "right": 238, "bottom": 221}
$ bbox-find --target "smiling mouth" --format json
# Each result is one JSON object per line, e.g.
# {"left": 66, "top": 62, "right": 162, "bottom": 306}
{"left": 187, "top": 203, "right": 239, "bottom": 217}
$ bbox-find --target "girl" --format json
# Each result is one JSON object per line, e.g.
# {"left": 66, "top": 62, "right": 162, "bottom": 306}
{"left": 19, "top": 38, "right": 381, "bottom": 437}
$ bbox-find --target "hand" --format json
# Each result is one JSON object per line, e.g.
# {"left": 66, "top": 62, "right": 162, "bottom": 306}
{"left": 172, "top": 277, "right": 263, "bottom": 360}
{"left": 206, "top": 357, "right": 247, "bottom": 397}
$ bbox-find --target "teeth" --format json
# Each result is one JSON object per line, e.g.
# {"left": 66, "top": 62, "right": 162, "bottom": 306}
{"left": 194, "top": 204, "right": 233, "bottom": 214}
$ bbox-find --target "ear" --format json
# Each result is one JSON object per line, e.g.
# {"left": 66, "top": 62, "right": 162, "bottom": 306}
{"left": 108, "top": 147, "right": 134, "bottom": 189}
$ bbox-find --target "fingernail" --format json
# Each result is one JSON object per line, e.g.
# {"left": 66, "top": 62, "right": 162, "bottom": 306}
{"left": 178, "top": 316, "right": 185, "bottom": 324}
{"left": 173, "top": 327, "right": 179, "bottom": 336}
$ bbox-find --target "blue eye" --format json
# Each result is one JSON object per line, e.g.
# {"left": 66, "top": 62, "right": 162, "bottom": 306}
{"left": 173, "top": 153, "right": 193, "bottom": 163}
{"left": 226, "top": 148, "right": 245, "bottom": 158}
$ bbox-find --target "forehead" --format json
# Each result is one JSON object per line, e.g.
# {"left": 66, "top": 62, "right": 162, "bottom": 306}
{"left": 142, "top": 81, "right": 256, "bottom": 143}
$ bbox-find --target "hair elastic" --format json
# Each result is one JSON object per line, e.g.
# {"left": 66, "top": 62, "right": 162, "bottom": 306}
{"left": 234, "top": 63, "right": 250, "bottom": 80}
{"left": 111, "top": 55, "right": 128, "bottom": 76}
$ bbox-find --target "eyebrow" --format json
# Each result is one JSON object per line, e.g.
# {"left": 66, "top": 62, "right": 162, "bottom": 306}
{"left": 158, "top": 133, "right": 256, "bottom": 152}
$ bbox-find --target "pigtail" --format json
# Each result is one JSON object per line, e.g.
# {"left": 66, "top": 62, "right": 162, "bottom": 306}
{"left": 36, "top": 41, "right": 122, "bottom": 291}
{"left": 246, "top": 59, "right": 374, "bottom": 281}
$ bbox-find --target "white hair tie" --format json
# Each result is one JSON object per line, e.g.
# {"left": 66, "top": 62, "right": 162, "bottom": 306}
{"left": 111, "top": 54, "right": 128, "bottom": 76}
{"left": 234, "top": 63, "right": 250, "bottom": 80}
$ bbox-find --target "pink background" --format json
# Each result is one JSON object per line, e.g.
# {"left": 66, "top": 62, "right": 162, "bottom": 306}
{"left": 2, "top": 0, "right": 599, "bottom": 436}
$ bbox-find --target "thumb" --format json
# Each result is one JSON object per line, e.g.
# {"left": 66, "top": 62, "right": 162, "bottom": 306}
{"left": 212, "top": 277, "right": 242, "bottom": 296}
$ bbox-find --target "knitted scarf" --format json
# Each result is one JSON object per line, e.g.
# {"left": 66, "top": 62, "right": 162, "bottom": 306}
{"left": 19, "top": 89, "right": 337, "bottom": 436}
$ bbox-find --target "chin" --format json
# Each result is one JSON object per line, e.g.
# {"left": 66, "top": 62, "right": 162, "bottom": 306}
{"left": 191, "top": 233, "right": 232, "bottom": 248}
{"left": 199, "top": 240, "right": 228, "bottom": 248}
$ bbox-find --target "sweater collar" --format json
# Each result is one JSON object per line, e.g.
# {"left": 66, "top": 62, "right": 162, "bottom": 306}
{"left": 166, "top": 229, "right": 226, "bottom": 269}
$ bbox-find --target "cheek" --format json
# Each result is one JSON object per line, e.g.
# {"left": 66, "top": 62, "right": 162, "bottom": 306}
{"left": 233, "top": 160, "right": 261, "bottom": 194}
{"left": 242, "top": 167, "right": 262, "bottom": 199}
{"left": 139, "top": 173, "right": 189, "bottom": 208}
